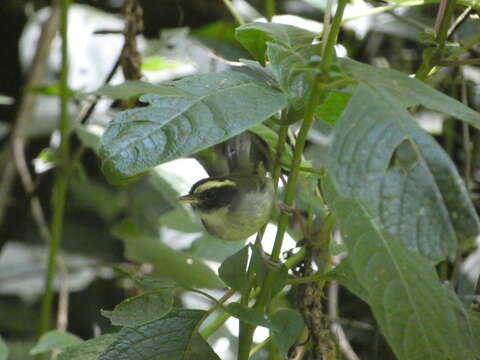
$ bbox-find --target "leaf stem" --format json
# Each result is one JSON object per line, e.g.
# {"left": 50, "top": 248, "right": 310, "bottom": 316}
{"left": 415, "top": 0, "right": 457, "bottom": 81}
{"left": 202, "top": 249, "right": 306, "bottom": 341}
{"left": 221, "top": 0, "right": 245, "bottom": 26}
{"left": 250, "top": 336, "right": 271, "bottom": 356}
{"left": 38, "top": 0, "right": 71, "bottom": 351}
{"left": 321, "top": 0, "right": 348, "bottom": 73}
{"left": 342, "top": 0, "right": 425, "bottom": 23}
{"left": 265, "top": 0, "right": 275, "bottom": 21}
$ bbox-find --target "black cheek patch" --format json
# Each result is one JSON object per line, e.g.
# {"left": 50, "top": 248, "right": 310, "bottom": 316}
{"left": 198, "top": 186, "right": 238, "bottom": 212}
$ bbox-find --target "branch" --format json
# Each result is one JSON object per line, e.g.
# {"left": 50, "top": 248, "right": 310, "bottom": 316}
{"left": 0, "top": 0, "right": 60, "bottom": 227}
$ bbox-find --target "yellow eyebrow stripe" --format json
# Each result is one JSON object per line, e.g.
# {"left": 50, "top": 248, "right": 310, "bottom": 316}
{"left": 193, "top": 179, "right": 236, "bottom": 194}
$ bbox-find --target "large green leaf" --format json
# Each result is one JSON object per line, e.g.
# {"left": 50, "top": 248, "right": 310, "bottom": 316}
{"left": 340, "top": 58, "right": 480, "bottom": 130}
{"left": 328, "top": 84, "right": 479, "bottom": 260}
{"left": 57, "top": 334, "right": 118, "bottom": 360}
{"left": 30, "top": 330, "right": 82, "bottom": 355}
{"left": 236, "top": 22, "right": 317, "bottom": 63}
{"left": 323, "top": 174, "right": 480, "bottom": 360}
{"left": 113, "top": 220, "right": 225, "bottom": 289}
{"left": 100, "top": 70, "right": 286, "bottom": 182}
{"left": 98, "top": 309, "right": 219, "bottom": 360}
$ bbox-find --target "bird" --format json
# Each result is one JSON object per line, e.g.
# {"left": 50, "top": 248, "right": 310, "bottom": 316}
{"left": 178, "top": 132, "right": 274, "bottom": 241}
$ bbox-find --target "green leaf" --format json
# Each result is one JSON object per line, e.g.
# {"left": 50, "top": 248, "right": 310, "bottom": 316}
{"left": 141, "top": 57, "right": 181, "bottom": 71}
{"left": 236, "top": 22, "right": 317, "bottom": 64}
{"left": 442, "top": 284, "right": 480, "bottom": 356}
{"left": 100, "top": 70, "right": 286, "bottom": 182}
{"left": 28, "top": 83, "right": 76, "bottom": 97}
{"left": 328, "top": 258, "right": 368, "bottom": 302}
{"left": 98, "top": 309, "right": 219, "bottom": 360}
{"left": 249, "top": 123, "right": 293, "bottom": 165}
{"left": 328, "top": 84, "right": 479, "bottom": 261}
{"left": 267, "top": 42, "right": 320, "bottom": 109}
{"left": 192, "top": 21, "right": 250, "bottom": 61}
{"left": 133, "top": 275, "right": 177, "bottom": 291}
{"left": 0, "top": 335, "right": 8, "bottom": 360}
{"left": 270, "top": 309, "right": 304, "bottom": 357}
{"left": 57, "top": 334, "right": 117, "bottom": 360}
{"left": 113, "top": 220, "right": 225, "bottom": 289}
{"left": 323, "top": 173, "right": 479, "bottom": 360}
{"left": 106, "top": 289, "right": 174, "bottom": 327}
{"left": 189, "top": 334, "right": 221, "bottom": 359}
{"left": 340, "top": 58, "right": 480, "bottom": 130}
{"left": 94, "top": 81, "right": 187, "bottom": 99}
{"left": 188, "top": 235, "right": 245, "bottom": 263}
{"left": 251, "top": 245, "right": 268, "bottom": 286}
{"left": 30, "top": 330, "right": 82, "bottom": 355}
{"left": 226, "top": 303, "right": 271, "bottom": 328}
{"left": 315, "top": 91, "right": 351, "bottom": 126}
{"left": 218, "top": 245, "right": 249, "bottom": 291}
{"left": 226, "top": 304, "right": 303, "bottom": 356}
{"left": 271, "top": 265, "right": 289, "bottom": 297}
{"left": 74, "top": 123, "right": 105, "bottom": 153}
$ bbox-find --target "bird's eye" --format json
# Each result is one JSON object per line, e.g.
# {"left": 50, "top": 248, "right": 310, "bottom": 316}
{"left": 203, "top": 191, "right": 216, "bottom": 201}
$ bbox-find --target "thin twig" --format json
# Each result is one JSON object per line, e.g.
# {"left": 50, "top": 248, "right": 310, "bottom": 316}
{"left": 447, "top": 6, "right": 471, "bottom": 39}
{"left": 56, "top": 257, "right": 69, "bottom": 331}
{"left": 460, "top": 73, "right": 471, "bottom": 189}
{"left": 221, "top": 0, "right": 245, "bottom": 25}
{"left": 434, "top": 0, "right": 447, "bottom": 36}
{"left": 12, "top": 140, "right": 51, "bottom": 242}
{"left": 0, "top": 0, "right": 61, "bottom": 227}
{"left": 328, "top": 281, "right": 360, "bottom": 360}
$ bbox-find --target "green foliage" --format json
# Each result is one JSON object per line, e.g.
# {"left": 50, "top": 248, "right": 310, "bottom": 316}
{"left": 30, "top": 330, "right": 82, "bottom": 355}
{"left": 315, "top": 91, "right": 351, "bottom": 126}
{"left": 226, "top": 304, "right": 304, "bottom": 356}
{"left": 328, "top": 84, "right": 479, "bottom": 261}
{"left": 218, "top": 245, "right": 249, "bottom": 291}
{"left": 112, "top": 220, "right": 225, "bottom": 289}
{"left": 99, "top": 70, "right": 287, "bottom": 182}
{"left": 235, "top": 22, "right": 317, "bottom": 63}
{"left": 340, "top": 58, "right": 480, "bottom": 129}
{"left": 98, "top": 309, "right": 219, "bottom": 360}
{"left": 94, "top": 81, "right": 187, "bottom": 100}
{"left": 7, "top": 3, "right": 480, "bottom": 359}
{"left": 103, "top": 289, "right": 174, "bottom": 327}
{"left": 269, "top": 309, "right": 304, "bottom": 357}
{"left": 0, "top": 336, "right": 8, "bottom": 360}
{"left": 267, "top": 42, "right": 320, "bottom": 110}
{"left": 57, "top": 334, "right": 118, "bottom": 360}
{"left": 323, "top": 173, "right": 480, "bottom": 359}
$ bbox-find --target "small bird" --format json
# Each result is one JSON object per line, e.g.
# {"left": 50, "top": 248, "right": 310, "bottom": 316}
{"left": 178, "top": 133, "right": 274, "bottom": 241}
{"left": 178, "top": 174, "right": 274, "bottom": 241}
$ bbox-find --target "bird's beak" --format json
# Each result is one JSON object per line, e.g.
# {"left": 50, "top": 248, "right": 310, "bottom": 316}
{"left": 178, "top": 194, "right": 199, "bottom": 204}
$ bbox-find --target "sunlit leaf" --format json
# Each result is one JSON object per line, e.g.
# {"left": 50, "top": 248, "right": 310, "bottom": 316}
{"left": 100, "top": 70, "right": 286, "bottom": 182}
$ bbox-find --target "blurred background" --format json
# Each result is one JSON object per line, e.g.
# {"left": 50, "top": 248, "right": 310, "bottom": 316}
{"left": 1, "top": 0, "right": 479, "bottom": 359}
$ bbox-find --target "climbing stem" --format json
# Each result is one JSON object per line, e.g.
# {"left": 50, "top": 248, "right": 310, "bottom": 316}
{"left": 38, "top": 0, "right": 71, "bottom": 353}
{"left": 237, "top": 1, "right": 347, "bottom": 358}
